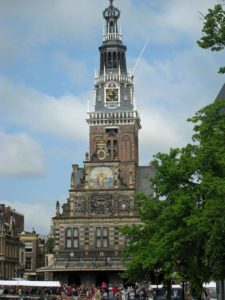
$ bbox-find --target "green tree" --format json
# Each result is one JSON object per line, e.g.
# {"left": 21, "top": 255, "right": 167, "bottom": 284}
{"left": 44, "top": 236, "right": 54, "bottom": 253}
{"left": 189, "top": 99, "right": 225, "bottom": 299}
{"left": 197, "top": 3, "right": 225, "bottom": 74}
{"left": 121, "top": 98, "right": 225, "bottom": 300}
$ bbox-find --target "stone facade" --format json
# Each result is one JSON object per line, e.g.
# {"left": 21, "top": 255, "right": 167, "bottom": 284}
{"left": 0, "top": 205, "right": 24, "bottom": 279}
{"left": 19, "top": 230, "right": 45, "bottom": 280}
{"left": 38, "top": 0, "right": 154, "bottom": 287}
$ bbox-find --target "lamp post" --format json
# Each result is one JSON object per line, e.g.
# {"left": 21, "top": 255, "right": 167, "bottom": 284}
{"left": 154, "top": 268, "right": 161, "bottom": 300}
{"left": 176, "top": 260, "right": 185, "bottom": 300}
{"left": 181, "top": 280, "right": 185, "bottom": 300}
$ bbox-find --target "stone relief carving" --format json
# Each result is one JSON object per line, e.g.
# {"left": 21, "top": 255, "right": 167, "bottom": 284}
{"left": 73, "top": 194, "right": 132, "bottom": 215}
{"left": 118, "top": 195, "right": 130, "bottom": 211}
{"left": 74, "top": 197, "right": 86, "bottom": 213}
{"left": 90, "top": 194, "right": 114, "bottom": 215}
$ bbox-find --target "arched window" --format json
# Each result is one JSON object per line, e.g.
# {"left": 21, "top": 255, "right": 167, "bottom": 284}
{"left": 121, "top": 53, "right": 126, "bottom": 69}
{"left": 113, "top": 140, "right": 118, "bottom": 158}
{"left": 108, "top": 52, "right": 112, "bottom": 68}
{"left": 110, "top": 21, "right": 114, "bottom": 33}
{"left": 107, "top": 140, "right": 111, "bottom": 156}
{"left": 121, "top": 135, "right": 131, "bottom": 160}
{"left": 100, "top": 53, "right": 104, "bottom": 70}
{"left": 104, "top": 52, "right": 107, "bottom": 68}
{"left": 113, "top": 52, "right": 117, "bottom": 68}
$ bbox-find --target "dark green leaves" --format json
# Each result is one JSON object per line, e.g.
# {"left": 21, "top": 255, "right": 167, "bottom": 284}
{"left": 197, "top": 4, "right": 225, "bottom": 73}
{"left": 121, "top": 99, "right": 225, "bottom": 299}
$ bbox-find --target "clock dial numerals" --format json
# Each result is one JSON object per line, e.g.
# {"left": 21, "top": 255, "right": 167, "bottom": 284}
{"left": 106, "top": 88, "right": 119, "bottom": 102}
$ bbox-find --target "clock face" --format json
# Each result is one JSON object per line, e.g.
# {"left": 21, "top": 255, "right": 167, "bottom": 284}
{"left": 106, "top": 88, "right": 119, "bottom": 102}
{"left": 97, "top": 149, "right": 106, "bottom": 160}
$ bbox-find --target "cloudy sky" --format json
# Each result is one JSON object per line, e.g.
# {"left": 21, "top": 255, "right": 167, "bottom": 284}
{"left": 0, "top": 0, "right": 224, "bottom": 234}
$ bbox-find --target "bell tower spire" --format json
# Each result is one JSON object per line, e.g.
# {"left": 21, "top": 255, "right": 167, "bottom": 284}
{"left": 103, "top": 0, "right": 120, "bottom": 39}
{"left": 88, "top": 0, "right": 139, "bottom": 114}
{"left": 87, "top": 0, "right": 141, "bottom": 168}
{"left": 100, "top": 0, "right": 126, "bottom": 77}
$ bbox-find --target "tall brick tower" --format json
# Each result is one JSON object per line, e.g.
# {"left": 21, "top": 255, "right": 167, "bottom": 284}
{"left": 40, "top": 0, "right": 154, "bottom": 286}
{"left": 88, "top": 0, "right": 141, "bottom": 191}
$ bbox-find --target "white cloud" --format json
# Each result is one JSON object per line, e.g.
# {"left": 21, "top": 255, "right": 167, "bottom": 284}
{"left": 54, "top": 52, "right": 89, "bottom": 86}
{"left": 0, "top": 77, "right": 89, "bottom": 140}
{"left": 134, "top": 45, "right": 224, "bottom": 164}
{"left": 0, "top": 131, "right": 45, "bottom": 176}
{"left": 0, "top": 0, "right": 220, "bottom": 57}
{"left": 0, "top": 0, "right": 105, "bottom": 71}
{"left": 0, "top": 0, "right": 103, "bottom": 46}
{"left": 121, "top": 0, "right": 220, "bottom": 44}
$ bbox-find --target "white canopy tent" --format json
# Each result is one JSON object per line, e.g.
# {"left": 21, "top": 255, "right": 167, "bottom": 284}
{"left": 0, "top": 280, "right": 60, "bottom": 287}
{"left": 203, "top": 282, "right": 216, "bottom": 288}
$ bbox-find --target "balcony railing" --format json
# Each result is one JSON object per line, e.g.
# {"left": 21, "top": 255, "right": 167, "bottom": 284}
{"left": 94, "top": 74, "right": 133, "bottom": 85}
{"left": 87, "top": 110, "right": 141, "bottom": 128}
{"left": 51, "top": 256, "right": 125, "bottom": 271}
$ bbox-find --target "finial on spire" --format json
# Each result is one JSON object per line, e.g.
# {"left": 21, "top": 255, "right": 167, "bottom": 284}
{"left": 103, "top": 0, "right": 120, "bottom": 22}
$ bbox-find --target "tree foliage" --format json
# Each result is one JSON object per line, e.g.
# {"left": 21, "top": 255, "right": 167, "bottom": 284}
{"left": 44, "top": 236, "right": 54, "bottom": 253}
{"left": 197, "top": 3, "right": 225, "bottom": 73}
{"left": 121, "top": 98, "right": 225, "bottom": 299}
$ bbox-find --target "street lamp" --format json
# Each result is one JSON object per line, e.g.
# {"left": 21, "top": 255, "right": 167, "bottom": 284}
{"left": 176, "top": 260, "right": 185, "bottom": 300}
{"left": 181, "top": 280, "right": 185, "bottom": 300}
{"left": 154, "top": 268, "right": 161, "bottom": 300}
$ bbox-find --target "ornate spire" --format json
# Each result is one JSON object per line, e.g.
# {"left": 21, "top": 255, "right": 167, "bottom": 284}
{"left": 103, "top": 0, "right": 120, "bottom": 21}
{"left": 103, "top": 0, "right": 121, "bottom": 39}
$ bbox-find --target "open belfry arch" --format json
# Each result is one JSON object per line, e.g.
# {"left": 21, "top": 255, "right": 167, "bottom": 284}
{"left": 38, "top": 0, "right": 154, "bottom": 286}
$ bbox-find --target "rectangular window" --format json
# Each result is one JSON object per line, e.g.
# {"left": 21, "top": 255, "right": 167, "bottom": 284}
{"left": 97, "top": 239, "right": 101, "bottom": 248}
{"left": 66, "top": 239, "right": 72, "bottom": 248}
{"left": 103, "top": 238, "right": 108, "bottom": 248}
{"left": 73, "top": 228, "right": 79, "bottom": 237}
{"left": 84, "top": 227, "right": 89, "bottom": 246}
{"left": 74, "top": 240, "right": 78, "bottom": 248}
{"left": 96, "top": 227, "right": 109, "bottom": 248}
{"left": 73, "top": 228, "right": 79, "bottom": 248}
{"left": 25, "top": 257, "right": 32, "bottom": 270}
{"left": 65, "top": 227, "right": 79, "bottom": 249}
{"left": 25, "top": 242, "right": 33, "bottom": 252}
{"left": 103, "top": 228, "right": 108, "bottom": 237}
{"left": 66, "top": 228, "right": 72, "bottom": 237}
{"left": 114, "top": 228, "right": 119, "bottom": 245}
{"left": 96, "top": 228, "right": 101, "bottom": 237}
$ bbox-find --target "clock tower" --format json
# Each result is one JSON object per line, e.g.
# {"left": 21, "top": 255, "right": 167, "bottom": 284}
{"left": 42, "top": 0, "right": 154, "bottom": 287}
{"left": 88, "top": 0, "right": 141, "bottom": 186}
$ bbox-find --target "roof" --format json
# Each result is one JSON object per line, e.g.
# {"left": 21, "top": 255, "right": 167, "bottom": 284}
{"left": 136, "top": 165, "right": 155, "bottom": 195}
{"left": 216, "top": 83, "right": 225, "bottom": 100}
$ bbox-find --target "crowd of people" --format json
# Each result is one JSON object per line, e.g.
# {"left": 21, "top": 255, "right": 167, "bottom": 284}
{"left": 0, "top": 283, "right": 214, "bottom": 300}
{"left": 60, "top": 283, "right": 147, "bottom": 300}
{"left": 0, "top": 283, "right": 147, "bottom": 300}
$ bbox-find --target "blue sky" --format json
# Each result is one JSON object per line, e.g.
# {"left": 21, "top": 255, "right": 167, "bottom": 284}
{"left": 0, "top": 0, "right": 224, "bottom": 234}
